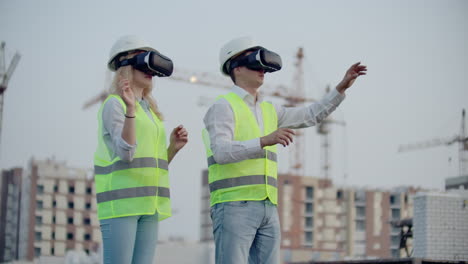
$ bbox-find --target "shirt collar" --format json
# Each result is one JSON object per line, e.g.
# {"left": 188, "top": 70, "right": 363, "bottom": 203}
{"left": 138, "top": 98, "right": 149, "bottom": 110}
{"left": 230, "top": 85, "right": 264, "bottom": 105}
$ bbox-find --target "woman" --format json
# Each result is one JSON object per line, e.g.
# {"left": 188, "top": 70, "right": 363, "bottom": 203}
{"left": 94, "top": 35, "right": 188, "bottom": 264}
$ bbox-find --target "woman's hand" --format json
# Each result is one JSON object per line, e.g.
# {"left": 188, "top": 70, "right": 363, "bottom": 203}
{"left": 118, "top": 75, "right": 137, "bottom": 146}
{"left": 168, "top": 125, "right": 188, "bottom": 163}
{"left": 118, "top": 76, "right": 135, "bottom": 115}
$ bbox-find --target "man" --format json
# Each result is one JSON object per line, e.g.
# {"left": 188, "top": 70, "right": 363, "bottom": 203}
{"left": 202, "top": 36, "right": 367, "bottom": 264}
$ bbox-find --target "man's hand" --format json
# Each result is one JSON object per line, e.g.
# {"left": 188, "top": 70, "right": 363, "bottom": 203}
{"left": 260, "top": 128, "right": 296, "bottom": 147}
{"left": 336, "top": 62, "right": 367, "bottom": 94}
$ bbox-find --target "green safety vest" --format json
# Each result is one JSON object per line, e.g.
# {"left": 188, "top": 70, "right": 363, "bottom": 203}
{"left": 94, "top": 95, "right": 171, "bottom": 221}
{"left": 202, "top": 92, "right": 278, "bottom": 206}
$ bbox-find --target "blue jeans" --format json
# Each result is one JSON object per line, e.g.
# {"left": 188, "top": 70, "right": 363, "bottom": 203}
{"left": 210, "top": 200, "right": 281, "bottom": 264}
{"left": 100, "top": 213, "right": 159, "bottom": 264}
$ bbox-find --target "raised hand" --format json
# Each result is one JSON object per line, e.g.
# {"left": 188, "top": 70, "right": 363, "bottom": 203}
{"left": 118, "top": 75, "right": 135, "bottom": 111}
{"left": 336, "top": 62, "right": 367, "bottom": 93}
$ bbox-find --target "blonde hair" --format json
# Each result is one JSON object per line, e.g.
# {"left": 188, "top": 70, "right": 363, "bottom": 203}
{"left": 108, "top": 53, "right": 164, "bottom": 120}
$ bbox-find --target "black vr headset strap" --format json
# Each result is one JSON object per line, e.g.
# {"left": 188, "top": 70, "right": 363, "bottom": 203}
{"left": 115, "top": 56, "right": 137, "bottom": 69}
{"left": 229, "top": 53, "right": 253, "bottom": 72}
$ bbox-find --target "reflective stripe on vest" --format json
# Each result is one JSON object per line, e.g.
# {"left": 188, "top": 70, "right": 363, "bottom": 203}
{"left": 203, "top": 92, "right": 278, "bottom": 206}
{"left": 207, "top": 150, "right": 277, "bottom": 167}
{"left": 94, "top": 157, "right": 168, "bottom": 174}
{"left": 97, "top": 186, "right": 170, "bottom": 203}
{"left": 209, "top": 175, "right": 277, "bottom": 192}
{"left": 94, "top": 95, "right": 171, "bottom": 221}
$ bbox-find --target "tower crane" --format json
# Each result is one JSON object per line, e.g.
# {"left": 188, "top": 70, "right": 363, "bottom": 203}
{"left": 398, "top": 109, "right": 468, "bottom": 177}
{"left": 317, "top": 86, "right": 346, "bottom": 179}
{"left": 0, "top": 42, "right": 21, "bottom": 149}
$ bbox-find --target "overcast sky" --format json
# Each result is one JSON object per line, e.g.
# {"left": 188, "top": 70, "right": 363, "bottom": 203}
{"left": 1, "top": 0, "right": 467, "bottom": 241}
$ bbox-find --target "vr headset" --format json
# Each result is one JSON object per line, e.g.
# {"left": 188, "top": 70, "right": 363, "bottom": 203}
{"left": 228, "top": 48, "right": 282, "bottom": 74}
{"left": 116, "top": 51, "right": 173, "bottom": 77}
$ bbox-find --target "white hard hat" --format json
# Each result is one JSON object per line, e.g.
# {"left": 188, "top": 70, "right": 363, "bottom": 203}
{"left": 107, "top": 35, "right": 158, "bottom": 71}
{"left": 219, "top": 36, "right": 263, "bottom": 76}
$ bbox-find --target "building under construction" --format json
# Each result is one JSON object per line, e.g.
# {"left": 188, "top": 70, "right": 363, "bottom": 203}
{"left": 0, "top": 158, "right": 101, "bottom": 263}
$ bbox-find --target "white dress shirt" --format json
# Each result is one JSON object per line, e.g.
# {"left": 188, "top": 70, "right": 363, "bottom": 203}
{"left": 203, "top": 85, "right": 345, "bottom": 165}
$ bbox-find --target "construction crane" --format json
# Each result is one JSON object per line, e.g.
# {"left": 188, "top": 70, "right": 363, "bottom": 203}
{"left": 83, "top": 48, "right": 344, "bottom": 178}
{"left": 317, "top": 86, "right": 346, "bottom": 179}
{"left": 0, "top": 42, "right": 21, "bottom": 149}
{"left": 398, "top": 109, "right": 468, "bottom": 177}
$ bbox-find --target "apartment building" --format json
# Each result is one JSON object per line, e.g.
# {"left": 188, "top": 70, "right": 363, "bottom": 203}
{"left": 22, "top": 158, "right": 101, "bottom": 260}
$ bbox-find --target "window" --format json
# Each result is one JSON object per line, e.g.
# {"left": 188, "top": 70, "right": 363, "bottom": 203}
{"left": 305, "top": 203, "right": 313, "bottom": 214}
{"left": 35, "top": 216, "right": 43, "bottom": 225}
{"left": 337, "top": 190, "right": 343, "bottom": 200}
{"left": 85, "top": 202, "right": 91, "bottom": 209}
{"left": 34, "top": 247, "right": 41, "bottom": 257}
{"left": 305, "top": 186, "right": 314, "bottom": 200}
{"left": 305, "top": 231, "right": 313, "bottom": 243}
{"left": 83, "top": 218, "right": 91, "bottom": 225}
{"left": 84, "top": 234, "right": 91, "bottom": 241}
{"left": 37, "top": 185, "right": 44, "bottom": 194}
{"left": 35, "top": 231, "right": 42, "bottom": 241}
{"left": 53, "top": 185, "right": 58, "bottom": 192}
{"left": 52, "top": 200, "right": 57, "bottom": 208}
{"left": 67, "top": 217, "right": 74, "bottom": 224}
{"left": 51, "top": 247, "right": 55, "bottom": 256}
{"left": 305, "top": 217, "right": 313, "bottom": 228}
{"left": 52, "top": 232, "right": 55, "bottom": 240}
{"left": 36, "top": 200, "right": 43, "bottom": 209}
{"left": 354, "top": 191, "right": 366, "bottom": 203}
{"left": 67, "top": 233, "right": 74, "bottom": 240}
{"left": 391, "top": 208, "right": 401, "bottom": 220}
{"left": 356, "top": 206, "right": 366, "bottom": 217}
{"left": 390, "top": 194, "right": 401, "bottom": 205}
{"left": 68, "top": 201, "right": 74, "bottom": 209}
{"left": 69, "top": 186, "right": 75, "bottom": 194}
{"left": 52, "top": 216, "right": 56, "bottom": 224}
{"left": 86, "top": 187, "right": 92, "bottom": 194}
{"left": 356, "top": 220, "right": 365, "bottom": 231}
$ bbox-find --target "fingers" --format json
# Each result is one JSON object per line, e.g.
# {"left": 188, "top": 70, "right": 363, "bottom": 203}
{"left": 353, "top": 64, "right": 367, "bottom": 72}
{"left": 350, "top": 62, "right": 367, "bottom": 70}
{"left": 282, "top": 129, "right": 295, "bottom": 144}
{"left": 118, "top": 79, "right": 131, "bottom": 95}
{"left": 348, "top": 63, "right": 367, "bottom": 79}
{"left": 277, "top": 128, "right": 295, "bottom": 146}
{"left": 173, "top": 125, "right": 188, "bottom": 139}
